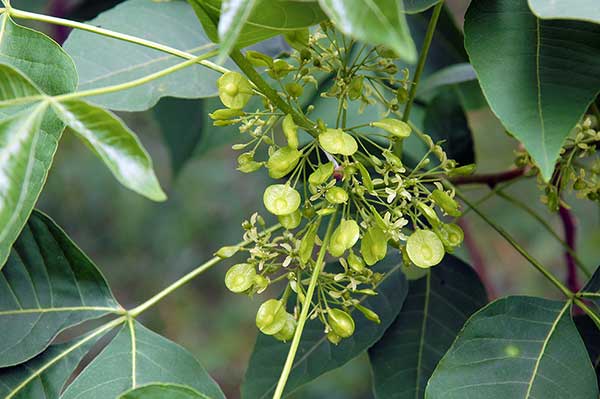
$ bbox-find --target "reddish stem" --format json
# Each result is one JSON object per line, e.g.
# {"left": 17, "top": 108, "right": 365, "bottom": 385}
{"left": 450, "top": 168, "right": 526, "bottom": 188}
{"left": 458, "top": 218, "right": 496, "bottom": 299}
{"left": 47, "top": 0, "right": 72, "bottom": 44}
{"left": 558, "top": 205, "right": 580, "bottom": 293}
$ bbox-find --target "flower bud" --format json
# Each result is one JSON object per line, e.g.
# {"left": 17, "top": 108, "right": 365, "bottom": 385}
{"left": 348, "top": 76, "right": 364, "bottom": 100}
{"left": 263, "top": 184, "right": 301, "bottom": 216}
{"left": 282, "top": 114, "right": 299, "bottom": 149}
{"left": 225, "top": 263, "right": 256, "bottom": 293}
{"left": 319, "top": 128, "right": 358, "bottom": 156}
{"left": 329, "top": 219, "right": 360, "bottom": 257}
{"left": 406, "top": 229, "right": 445, "bottom": 268}
{"left": 217, "top": 71, "right": 253, "bottom": 109}
{"left": 215, "top": 245, "right": 240, "bottom": 259}
{"left": 256, "top": 299, "right": 287, "bottom": 335}
{"left": 268, "top": 59, "right": 295, "bottom": 79}
{"left": 355, "top": 304, "right": 380, "bottom": 324}
{"left": 396, "top": 86, "right": 409, "bottom": 104}
{"left": 447, "top": 164, "right": 476, "bottom": 177}
{"left": 208, "top": 108, "right": 245, "bottom": 120}
{"left": 328, "top": 308, "right": 355, "bottom": 338}
{"left": 372, "top": 118, "right": 411, "bottom": 139}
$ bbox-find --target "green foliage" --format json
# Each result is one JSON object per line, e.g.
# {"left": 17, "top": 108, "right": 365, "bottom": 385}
{"left": 528, "top": 0, "right": 600, "bottom": 24}
{"left": 61, "top": 321, "right": 225, "bottom": 399}
{"left": 318, "top": 0, "right": 417, "bottom": 63}
{"left": 369, "top": 255, "right": 487, "bottom": 399}
{"left": 426, "top": 296, "right": 599, "bottom": 398}
{"left": 63, "top": 0, "right": 229, "bottom": 112}
{"left": 464, "top": 0, "right": 600, "bottom": 180}
{"left": 189, "top": 0, "right": 326, "bottom": 51}
{"left": 0, "top": 16, "right": 77, "bottom": 269}
{"left": 51, "top": 99, "right": 166, "bottom": 201}
{"left": 119, "top": 383, "right": 211, "bottom": 399}
{"left": 0, "top": 210, "right": 120, "bottom": 367}
{"left": 0, "top": 0, "right": 599, "bottom": 397}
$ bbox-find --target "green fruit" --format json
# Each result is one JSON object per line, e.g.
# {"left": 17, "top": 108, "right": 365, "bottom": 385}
{"left": 267, "top": 147, "right": 301, "bottom": 179}
{"left": 372, "top": 118, "right": 411, "bottom": 139}
{"left": 329, "top": 219, "right": 360, "bottom": 257}
{"left": 282, "top": 114, "right": 299, "bottom": 149}
{"left": 434, "top": 223, "right": 464, "bottom": 251}
{"left": 224, "top": 263, "right": 256, "bottom": 293}
{"left": 360, "top": 226, "right": 388, "bottom": 266}
{"left": 319, "top": 128, "right": 358, "bottom": 156}
{"left": 355, "top": 304, "right": 380, "bottom": 324}
{"left": 327, "top": 330, "right": 342, "bottom": 345}
{"left": 299, "top": 223, "right": 318, "bottom": 264}
{"left": 406, "top": 229, "right": 445, "bottom": 268}
{"left": 325, "top": 186, "right": 349, "bottom": 204}
{"left": 217, "top": 71, "right": 253, "bottom": 109}
{"left": 256, "top": 299, "right": 287, "bottom": 335}
{"left": 328, "top": 308, "right": 355, "bottom": 338}
{"left": 274, "top": 313, "right": 297, "bottom": 342}
{"left": 263, "top": 184, "right": 301, "bottom": 216}
{"left": 309, "top": 162, "right": 334, "bottom": 185}
{"left": 431, "top": 189, "right": 460, "bottom": 217}
{"left": 347, "top": 251, "right": 365, "bottom": 273}
{"left": 278, "top": 209, "right": 302, "bottom": 230}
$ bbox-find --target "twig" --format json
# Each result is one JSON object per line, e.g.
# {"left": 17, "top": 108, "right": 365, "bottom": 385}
{"left": 558, "top": 205, "right": 580, "bottom": 292}
{"left": 450, "top": 168, "right": 526, "bottom": 188}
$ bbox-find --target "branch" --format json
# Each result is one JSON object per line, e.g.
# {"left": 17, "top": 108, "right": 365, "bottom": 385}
{"left": 450, "top": 167, "right": 526, "bottom": 188}
{"left": 558, "top": 205, "right": 580, "bottom": 292}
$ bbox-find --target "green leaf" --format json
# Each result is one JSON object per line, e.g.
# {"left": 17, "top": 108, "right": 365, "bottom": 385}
{"left": 119, "top": 383, "right": 211, "bottom": 399}
{"left": 425, "top": 296, "right": 599, "bottom": 399}
{"left": 574, "top": 315, "right": 600, "bottom": 385}
{"left": 464, "top": 0, "right": 600, "bottom": 180}
{"left": 404, "top": 0, "right": 441, "bottom": 14}
{"left": 528, "top": 0, "right": 600, "bottom": 24}
{"left": 369, "top": 255, "right": 487, "bottom": 399}
{"left": 217, "top": 0, "right": 258, "bottom": 63}
{"left": 154, "top": 98, "right": 204, "bottom": 176}
{"left": 0, "top": 210, "right": 120, "bottom": 367}
{"left": 318, "top": 0, "right": 417, "bottom": 63}
{"left": 0, "top": 336, "right": 99, "bottom": 399}
{"left": 242, "top": 254, "right": 408, "bottom": 398}
{"left": 62, "top": 0, "right": 228, "bottom": 112}
{"left": 189, "top": 0, "right": 326, "bottom": 48}
{"left": 61, "top": 320, "right": 225, "bottom": 399}
{"left": 424, "top": 88, "right": 476, "bottom": 165}
{"left": 0, "top": 16, "right": 77, "bottom": 268}
{"left": 51, "top": 99, "right": 166, "bottom": 201}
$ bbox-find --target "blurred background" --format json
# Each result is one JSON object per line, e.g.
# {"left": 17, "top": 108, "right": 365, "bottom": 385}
{"left": 13, "top": 0, "right": 600, "bottom": 397}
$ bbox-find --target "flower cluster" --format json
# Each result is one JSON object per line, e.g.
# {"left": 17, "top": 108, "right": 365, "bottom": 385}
{"left": 213, "top": 27, "right": 468, "bottom": 344}
{"left": 516, "top": 115, "right": 600, "bottom": 211}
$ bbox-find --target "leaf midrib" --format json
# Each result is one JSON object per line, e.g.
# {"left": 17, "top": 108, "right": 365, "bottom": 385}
{"left": 524, "top": 300, "right": 570, "bottom": 398}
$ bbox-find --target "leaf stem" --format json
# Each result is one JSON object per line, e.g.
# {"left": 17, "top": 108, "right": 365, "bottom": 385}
{"left": 273, "top": 210, "right": 338, "bottom": 399}
{"left": 229, "top": 49, "right": 319, "bottom": 138}
{"left": 402, "top": 1, "right": 444, "bottom": 123}
{"left": 55, "top": 51, "right": 218, "bottom": 102}
{"left": 128, "top": 224, "right": 282, "bottom": 317}
{"left": 558, "top": 205, "right": 581, "bottom": 292}
{"left": 7, "top": 7, "right": 230, "bottom": 75}
{"left": 450, "top": 183, "right": 573, "bottom": 298}
{"left": 450, "top": 168, "right": 526, "bottom": 188}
